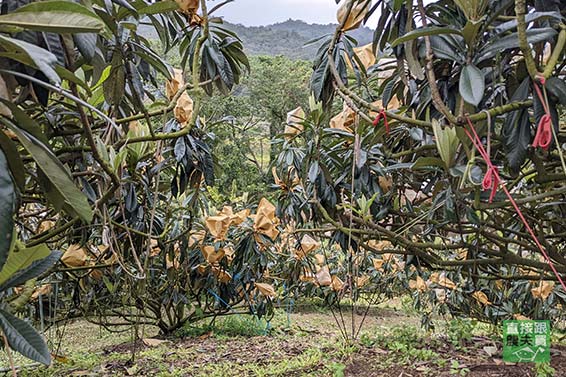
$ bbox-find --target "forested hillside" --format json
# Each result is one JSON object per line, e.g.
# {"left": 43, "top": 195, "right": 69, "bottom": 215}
{"left": 225, "top": 19, "right": 373, "bottom": 59}
{"left": 140, "top": 18, "right": 374, "bottom": 59}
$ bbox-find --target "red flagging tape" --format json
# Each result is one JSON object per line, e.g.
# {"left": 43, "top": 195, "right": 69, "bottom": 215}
{"left": 464, "top": 115, "right": 566, "bottom": 292}
{"left": 373, "top": 109, "right": 390, "bottom": 135}
{"left": 532, "top": 82, "right": 552, "bottom": 150}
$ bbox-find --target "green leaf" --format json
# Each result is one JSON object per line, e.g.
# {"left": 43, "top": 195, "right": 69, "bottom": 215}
{"left": 479, "top": 28, "right": 557, "bottom": 62}
{"left": 494, "top": 11, "right": 561, "bottom": 34}
{"left": 0, "top": 35, "right": 60, "bottom": 84}
{"left": 311, "top": 56, "right": 330, "bottom": 102}
{"left": 0, "top": 130, "right": 25, "bottom": 192}
{"left": 0, "top": 244, "right": 50, "bottom": 287}
{"left": 73, "top": 33, "right": 97, "bottom": 62}
{"left": 462, "top": 20, "right": 483, "bottom": 46}
{"left": 429, "top": 35, "right": 465, "bottom": 63}
{"left": 111, "top": 0, "right": 137, "bottom": 13}
{"left": 0, "top": 0, "right": 104, "bottom": 33}
{"left": 0, "top": 308, "right": 51, "bottom": 365}
{"left": 0, "top": 148, "right": 15, "bottom": 272}
{"left": 459, "top": 64, "right": 485, "bottom": 106}
{"left": 138, "top": 1, "right": 179, "bottom": 15}
{"left": 0, "top": 100, "right": 47, "bottom": 144}
{"left": 412, "top": 157, "right": 446, "bottom": 171}
{"left": 501, "top": 78, "right": 531, "bottom": 173}
{"left": 391, "top": 26, "right": 461, "bottom": 47}
{"left": 2, "top": 118, "right": 93, "bottom": 222}
{"left": 432, "top": 120, "right": 460, "bottom": 169}
{"left": 546, "top": 77, "right": 566, "bottom": 106}
{"left": 0, "top": 250, "right": 61, "bottom": 291}
{"left": 55, "top": 66, "right": 91, "bottom": 94}
{"left": 103, "top": 56, "right": 126, "bottom": 108}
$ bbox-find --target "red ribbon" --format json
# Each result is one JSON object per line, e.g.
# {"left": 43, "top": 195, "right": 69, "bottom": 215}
{"left": 464, "top": 115, "right": 566, "bottom": 293}
{"left": 482, "top": 166, "right": 500, "bottom": 203}
{"left": 532, "top": 81, "right": 552, "bottom": 150}
{"left": 464, "top": 117, "right": 500, "bottom": 204}
{"left": 373, "top": 109, "right": 390, "bottom": 135}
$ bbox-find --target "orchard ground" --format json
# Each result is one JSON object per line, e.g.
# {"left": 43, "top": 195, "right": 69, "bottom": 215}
{"left": 3, "top": 299, "right": 566, "bottom": 377}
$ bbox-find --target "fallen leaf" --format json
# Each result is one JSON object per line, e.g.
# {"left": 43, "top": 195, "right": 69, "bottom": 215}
{"left": 37, "top": 220, "right": 55, "bottom": 234}
{"left": 142, "top": 338, "right": 167, "bottom": 347}
{"left": 483, "top": 346, "right": 498, "bottom": 357}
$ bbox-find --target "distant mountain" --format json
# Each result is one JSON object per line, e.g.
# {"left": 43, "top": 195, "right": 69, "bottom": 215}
{"left": 224, "top": 19, "right": 374, "bottom": 60}
{"left": 139, "top": 18, "right": 374, "bottom": 61}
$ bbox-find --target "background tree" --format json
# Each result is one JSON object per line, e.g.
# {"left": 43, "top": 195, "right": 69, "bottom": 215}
{"left": 201, "top": 55, "right": 312, "bottom": 202}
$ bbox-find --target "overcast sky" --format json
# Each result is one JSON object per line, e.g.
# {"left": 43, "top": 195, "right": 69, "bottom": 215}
{"left": 219, "top": 0, "right": 344, "bottom": 26}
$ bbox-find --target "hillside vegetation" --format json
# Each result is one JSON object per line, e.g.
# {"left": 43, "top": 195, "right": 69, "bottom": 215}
{"left": 224, "top": 19, "right": 374, "bottom": 59}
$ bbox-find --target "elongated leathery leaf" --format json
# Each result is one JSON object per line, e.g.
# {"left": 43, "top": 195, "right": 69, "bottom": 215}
{"left": 0, "top": 308, "right": 51, "bottom": 365}
{"left": 2, "top": 118, "right": 93, "bottom": 222}
{"left": 0, "top": 148, "right": 15, "bottom": 272}
{"left": 501, "top": 78, "right": 531, "bottom": 173}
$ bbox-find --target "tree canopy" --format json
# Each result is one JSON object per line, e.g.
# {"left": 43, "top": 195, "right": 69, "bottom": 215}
{"left": 0, "top": 0, "right": 566, "bottom": 366}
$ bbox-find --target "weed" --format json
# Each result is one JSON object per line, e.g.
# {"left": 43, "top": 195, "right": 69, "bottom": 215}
{"left": 446, "top": 318, "right": 476, "bottom": 347}
{"left": 334, "top": 342, "right": 359, "bottom": 359}
{"left": 435, "top": 358, "right": 448, "bottom": 368}
{"left": 359, "top": 332, "right": 374, "bottom": 347}
{"left": 449, "top": 360, "right": 470, "bottom": 376}
{"left": 178, "top": 314, "right": 267, "bottom": 339}
{"left": 327, "top": 362, "right": 346, "bottom": 377}
{"left": 534, "top": 362, "right": 556, "bottom": 377}
{"left": 376, "top": 325, "right": 421, "bottom": 350}
{"left": 249, "top": 347, "right": 324, "bottom": 376}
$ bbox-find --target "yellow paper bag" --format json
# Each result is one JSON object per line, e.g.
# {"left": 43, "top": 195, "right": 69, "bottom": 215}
{"left": 255, "top": 282, "right": 277, "bottom": 298}
{"left": 337, "top": 0, "right": 371, "bottom": 31}
{"left": 284, "top": 107, "right": 305, "bottom": 138}
{"left": 253, "top": 198, "right": 280, "bottom": 240}
{"left": 62, "top": 244, "right": 88, "bottom": 267}
{"left": 201, "top": 245, "right": 225, "bottom": 264}
{"left": 205, "top": 214, "right": 231, "bottom": 240}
